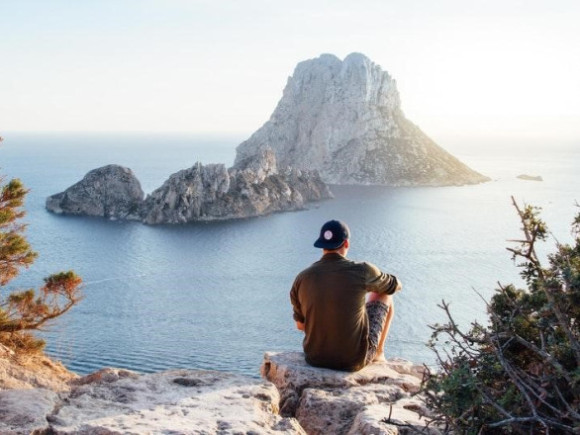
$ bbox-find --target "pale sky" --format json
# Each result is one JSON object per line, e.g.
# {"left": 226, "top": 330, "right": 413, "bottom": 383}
{"left": 1, "top": 0, "right": 579, "bottom": 141}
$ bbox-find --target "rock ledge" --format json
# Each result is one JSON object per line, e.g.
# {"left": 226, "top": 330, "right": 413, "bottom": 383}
{"left": 261, "top": 351, "right": 439, "bottom": 434}
{"left": 1, "top": 350, "right": 439, "bottom": 434}
{"left": 0, "top": 364, "right": 303, "bottom": 434}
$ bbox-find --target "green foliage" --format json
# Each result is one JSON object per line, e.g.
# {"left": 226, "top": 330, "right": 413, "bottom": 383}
{"left": 0, "top": 179, "right": 38, "bottom": 286}
{"left": 0, "top": 172, "right": 82, "bottom": 355}
{"left": 425, "top": 197, "right": 580, "bottom": 434}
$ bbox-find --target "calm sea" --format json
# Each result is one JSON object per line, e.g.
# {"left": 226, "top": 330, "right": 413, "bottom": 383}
{"left": 1, "top": 132, "right": 579, "bottom": 377}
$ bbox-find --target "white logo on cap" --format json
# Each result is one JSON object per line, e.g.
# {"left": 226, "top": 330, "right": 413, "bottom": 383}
{"left": 324, "top": 230, "right": 333, "bottom": 240}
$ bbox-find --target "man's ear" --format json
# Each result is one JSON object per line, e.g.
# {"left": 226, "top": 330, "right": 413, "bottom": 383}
{"left": 344, "top": 239, "right": 350, "bottom": 249}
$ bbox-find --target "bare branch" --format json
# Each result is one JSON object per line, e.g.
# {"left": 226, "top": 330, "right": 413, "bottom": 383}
{"left": 512, "top": 335, "right": 572, "bottom": 383}
{"left": 424, "top": 197, "right": 579, "bottom": 433}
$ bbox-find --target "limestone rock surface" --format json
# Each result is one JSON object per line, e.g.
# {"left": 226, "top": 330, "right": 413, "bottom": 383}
{"left": 46, "top": 164, "right": 144, "bottom": 220}
{"left": 1, "top": 350, "right": 440, "bottom": 434}
{"left": 0, "top": 388, "right": 60, "bottom": 434}
{"left": 0, "top": 367, "right": 304, "bottom": 435}
{"left": 235, "top": 53, "right": 489, "bottom": 186}
{"left": 261, "top": 351, "right": 439, "bottom": 435}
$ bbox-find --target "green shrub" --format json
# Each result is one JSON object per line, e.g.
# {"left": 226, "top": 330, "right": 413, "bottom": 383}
{"left": 0, "top": 175, "right": 82, "bottom": 355}
{"left": 425, "top": 197, "right": 580, "bottom": 434}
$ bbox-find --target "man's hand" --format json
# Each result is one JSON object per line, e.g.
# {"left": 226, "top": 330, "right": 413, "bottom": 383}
{"left": 295, "top": 321, "right": 305, "bottom": 331}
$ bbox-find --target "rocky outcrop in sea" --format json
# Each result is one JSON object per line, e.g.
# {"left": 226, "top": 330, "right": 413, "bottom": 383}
{"left": 45, "top": 53, "right": 489, "bottom": 223}
{"left": 45, "top": 164, "right": 144, "bottom": 220}
{"left": 517, "top": 174, "right": 543, "bottom": 181}
{"left": 141, "top": 149, "right": 331, "bottom": 224}
{"left": 235, "top": 52, "right": 489, "bottom": 186}
{"left": 46, "top": 150, "right": 332, "bottom": 224}
{"left": 0, "top": 349, "right": 437, "bottom": 434}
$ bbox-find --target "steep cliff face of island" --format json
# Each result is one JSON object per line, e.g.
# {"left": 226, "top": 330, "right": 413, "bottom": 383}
{"left": 45, "top": 165, "right": 144, "bottom": 220}
{"left": 235, "top": 52, "right": 489, "bottom": 186}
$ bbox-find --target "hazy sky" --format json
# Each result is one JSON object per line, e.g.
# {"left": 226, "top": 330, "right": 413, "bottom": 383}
{"left": 1, "top": 0, "right": 579, "bottom": 141}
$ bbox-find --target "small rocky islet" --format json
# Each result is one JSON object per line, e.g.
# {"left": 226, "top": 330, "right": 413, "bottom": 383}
{"left": 516, "top": 174, "right": 543, "bottom": 181}
{"left": 46, "top": 53, "right": 488, "bottom": 224}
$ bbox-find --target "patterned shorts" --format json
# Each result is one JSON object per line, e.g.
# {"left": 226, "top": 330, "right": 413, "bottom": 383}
{"left": 364, "top": 300, "right": 389, "bottom": 365}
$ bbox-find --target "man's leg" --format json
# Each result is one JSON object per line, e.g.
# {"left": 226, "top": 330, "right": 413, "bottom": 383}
{"left": 367, "top": 292, "right": 394, "bottom": 362}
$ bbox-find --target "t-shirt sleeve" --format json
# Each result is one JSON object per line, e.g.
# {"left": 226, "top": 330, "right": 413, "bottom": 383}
{"left": 363, "top": 262, "right": 399, "bottom": 295}
{"left": 290, "top": 276, "right": 305, "bottom": 323}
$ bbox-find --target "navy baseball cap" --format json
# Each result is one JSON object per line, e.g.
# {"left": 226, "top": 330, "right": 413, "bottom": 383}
{"left": 314, "top": 220, "right": 350, "bottom": 249}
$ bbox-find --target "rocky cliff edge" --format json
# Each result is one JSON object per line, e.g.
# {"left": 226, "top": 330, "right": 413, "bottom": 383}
{"left": 262, "top": 351, "right": 438, "bottom": 434}
{"left": 0, "top": 354, "right": 303, "bottom": 434}
{"left": 0, "top": 350, "right": 438, "bottom": 434}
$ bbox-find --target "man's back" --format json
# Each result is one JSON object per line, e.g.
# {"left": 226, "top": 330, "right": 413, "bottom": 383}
{"left": 291, "top": 253, "right": 396, "bottom": 371}
{"left": 291, "top": 219, "right": 401, "bottom": 371}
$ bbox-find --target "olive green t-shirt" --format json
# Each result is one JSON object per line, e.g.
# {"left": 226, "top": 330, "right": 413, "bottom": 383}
{"left": 290, "top": 253, "right": 399, "bottom": 371}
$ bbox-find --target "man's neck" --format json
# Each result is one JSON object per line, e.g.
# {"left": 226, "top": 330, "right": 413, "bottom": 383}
{"left": 323, "top": 248, "right": 348, "bottom": 257}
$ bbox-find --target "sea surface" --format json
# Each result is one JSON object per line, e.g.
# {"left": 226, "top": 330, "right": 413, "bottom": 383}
{"left": 1, "top": 132, "right": 579, "bottom": 377}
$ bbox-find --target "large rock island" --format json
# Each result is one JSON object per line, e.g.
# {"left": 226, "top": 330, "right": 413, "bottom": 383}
{"left": 46, "top": 52, "right": 488, "bottom": 223}
{"left": 235, "top": 53, "right": 489, "bottom": 186}
{"left": 46, "top": 150, "right": 332, "bottom": 224}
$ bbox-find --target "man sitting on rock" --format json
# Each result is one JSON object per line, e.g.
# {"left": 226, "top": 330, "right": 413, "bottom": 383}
{"left": 290, "top": 220, "right": 402, "bottom": 371}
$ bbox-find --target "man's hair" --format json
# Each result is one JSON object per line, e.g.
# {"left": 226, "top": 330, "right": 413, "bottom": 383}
{"left": 323, "top": 241, "right": 346, "bottom": 252}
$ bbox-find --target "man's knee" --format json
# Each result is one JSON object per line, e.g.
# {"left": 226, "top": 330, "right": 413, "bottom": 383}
{"left": 368, "top": 292, "right": 393, "bottom": 307}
